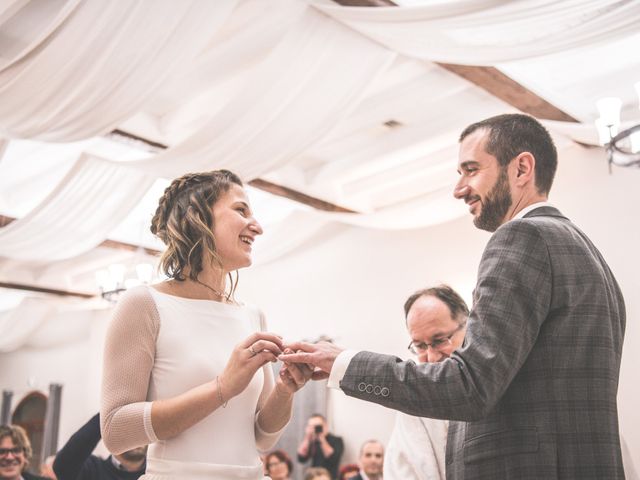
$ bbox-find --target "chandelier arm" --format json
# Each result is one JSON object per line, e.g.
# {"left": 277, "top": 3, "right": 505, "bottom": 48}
{"left": 606, "top": 124, "right": 640, "bottom": 169}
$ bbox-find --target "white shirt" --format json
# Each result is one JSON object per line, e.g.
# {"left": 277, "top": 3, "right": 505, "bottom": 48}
{"left": 513, "top": 201, "right": 552, "bottom": 220}
{"left": 384, "top": 413, "right": 448, "bottom": 480}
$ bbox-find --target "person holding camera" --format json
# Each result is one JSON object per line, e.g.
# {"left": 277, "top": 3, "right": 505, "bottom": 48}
{"left": 297, "top": 414, "right": 343, "bottom": 479}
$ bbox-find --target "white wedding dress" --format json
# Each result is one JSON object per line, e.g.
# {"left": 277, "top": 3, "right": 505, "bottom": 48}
{"left": 101, "top": 286, "right": 281, "bottom": 480}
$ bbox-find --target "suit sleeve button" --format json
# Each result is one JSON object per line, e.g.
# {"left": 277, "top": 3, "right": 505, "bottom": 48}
{"left": 365, "top": 384, "right": 373, "bottom": 393}
{"left": 381, "top": 387, "right": 390, "bottom": 397}
{"left": 358, "top": 382, "right": 367, "bottom": 392}
{"left": 373, "top": 386, "right": 381, "bottom": 395}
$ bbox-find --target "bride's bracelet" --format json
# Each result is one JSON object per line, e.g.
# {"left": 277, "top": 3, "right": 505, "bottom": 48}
{"left": 216, "top": 376, "right": 228, "bottom": 408}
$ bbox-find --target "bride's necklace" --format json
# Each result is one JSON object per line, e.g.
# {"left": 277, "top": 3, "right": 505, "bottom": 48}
{"left": 194, "top": 278, "right": 229, "bottom": 302}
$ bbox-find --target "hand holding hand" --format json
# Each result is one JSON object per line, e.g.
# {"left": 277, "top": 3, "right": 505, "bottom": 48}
{"left": 279, "top": 341, "right": 345, "bottom": 379}
{"left": 276, "top": 348, "right": 314, "bottom": 395}
{"left": 219, "top": 332, "right": 284, "bottom": 399}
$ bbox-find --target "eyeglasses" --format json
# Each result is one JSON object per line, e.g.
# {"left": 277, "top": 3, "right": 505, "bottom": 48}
{"left": 267, "top": 460, "right": 284, "bottom": 468}
{"left": 407, "top": 324, "right": 464, "bottom": 354}
{"left": 0, "top": 447, "right": 24, "bottom": 457}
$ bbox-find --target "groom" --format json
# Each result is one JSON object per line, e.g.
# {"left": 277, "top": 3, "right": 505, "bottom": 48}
{"left": 281, "top": 114, "right": 626, "bottom": 479}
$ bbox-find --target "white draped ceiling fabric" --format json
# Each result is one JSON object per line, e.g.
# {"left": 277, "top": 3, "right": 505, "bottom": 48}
{"left": 0, "top": 297, "right": 53, "bottom": 352}
{"left": 313, "top": 0, "right": 640, "bottom": 65}
{"left": 0, "top": 4, "right": 395, "bottom": 264}
{"left": 0, "top": 0, "right": 638, "bottom": 271}
{"left": 135, "top": 7, "right": 397, "bottom": 180}
{"left": 0, "top": 0, "right": 83, "bottom": 73}
{"left": 0, "top": 0, "right": 237, "bottom": 141}
{"left": 0, "top": 296, "right": 106, "bottom": 352}
{"left": 251, "top": 186, "right": 467, "bottom": 267}
{"left": 0, "top": 154, "right": 154, "bottom": 261}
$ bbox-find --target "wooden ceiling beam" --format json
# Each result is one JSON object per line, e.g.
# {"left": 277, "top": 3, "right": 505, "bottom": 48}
{"left": 0, "top": 215, "right": 13, "bottom": 228}
{"left": 0, "top": 214, "right": 15, "bottom": 226}
{"left": 434, "top": 64, "right": 579, "bottom": 122}
{"left": 248, "top": 179, "right": 357, "bottom": 213}
{"left": 332, "top": 0, "right": 579, "bottom": 123}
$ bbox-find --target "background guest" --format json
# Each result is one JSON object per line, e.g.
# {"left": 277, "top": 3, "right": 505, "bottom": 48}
{"left": 53, "top": 413, "right": 145, "bottom": 480}
{"left": 384, "top": 285, "right": 468, "bottom": 480}
{"left": 297, "top": 414, "right": 343, "bottom": 479}
{"left": 352, "top": 440, "right": 383, "bottom": 480}
{"left": 0, "top": 424, "right": 49, "bottom": 480}
{"left": 264, "top": 449, "right": 293, "bottom": 480}
{"left": 304, "top": 467, "right": 331, "bottom": 480}
{"left": 338, "top": 464, "right": 359, "bottom": 480}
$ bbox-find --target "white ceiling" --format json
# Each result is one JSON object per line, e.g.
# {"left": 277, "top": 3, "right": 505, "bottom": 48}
{"left": 0, "top": 0, "right": 639, "bottom": 296}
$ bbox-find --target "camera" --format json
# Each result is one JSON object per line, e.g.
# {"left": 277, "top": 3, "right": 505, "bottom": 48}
{"left": 314, "top": 425, "right": 323, "bottom": 434}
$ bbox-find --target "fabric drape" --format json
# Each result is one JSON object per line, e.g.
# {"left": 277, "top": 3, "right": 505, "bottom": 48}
{"left": 133, "top": 6, "right": 397, "bottom": 180}
{"left": 0, "top": 297, "right": 53, "bottom": 352}
{"left": 0, "top": 0, "right": 82, "bottom": 73}
{"left": 0, "top": 296, "right": 105, "bottom": 352}
{"left": 0, "top": 1, "right": 632, "bottom": 267}
{"left": 0, "top": 5, "right": 395, "bottom": 264}
{"left": 0, "top": 0, "right": 237, "bottom": 140}
{"left": 0, "top": 154, "right": 154, "bottom": 261}
{"left": 251, "top": 186, "right": 466, "bottom": 267}
{"left": 312, "top": 0, "right": 640, "bottom": 65}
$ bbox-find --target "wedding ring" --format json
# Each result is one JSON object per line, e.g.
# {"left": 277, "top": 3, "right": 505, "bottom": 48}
{"left": 248, "top": 345, "right": 257, "bottom": 357}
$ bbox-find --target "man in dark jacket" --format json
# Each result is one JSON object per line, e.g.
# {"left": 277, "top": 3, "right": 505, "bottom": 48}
{"left": 53, "top": 414, "right": 145, "bottom": 480}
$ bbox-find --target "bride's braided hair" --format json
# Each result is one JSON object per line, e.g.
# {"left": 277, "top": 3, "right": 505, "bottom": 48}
{"left": 150, "top": 170, "right": 243, "bottom": 283}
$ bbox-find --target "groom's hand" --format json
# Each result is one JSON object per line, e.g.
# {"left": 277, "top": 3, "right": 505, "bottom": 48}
{"left": 280, "top": 341, "right": 344, "bottom": 379}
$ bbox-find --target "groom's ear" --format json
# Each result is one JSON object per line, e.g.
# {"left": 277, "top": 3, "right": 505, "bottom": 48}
{"left": 513, "top": 152, "right": 535, "bottom": 186}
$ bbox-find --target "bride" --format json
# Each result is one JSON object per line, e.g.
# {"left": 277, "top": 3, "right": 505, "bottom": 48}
{"left": 100, "top": 169, "right": 311, "bottom": 480}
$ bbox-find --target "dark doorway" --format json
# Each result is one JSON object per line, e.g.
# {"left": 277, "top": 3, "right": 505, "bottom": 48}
{"left": 12, "top": 391, "right": 47, "bottom": 474}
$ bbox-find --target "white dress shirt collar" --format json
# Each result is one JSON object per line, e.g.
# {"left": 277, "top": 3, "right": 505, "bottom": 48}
{"left": 513, "top": 201, "right": 553, "bottom": 221}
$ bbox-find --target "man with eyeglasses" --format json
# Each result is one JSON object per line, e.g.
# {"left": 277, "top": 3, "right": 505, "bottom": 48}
{"left": 385, "top": 285, "right": 468, "bottom": 480}
{"left": 404, "top": 286, "right": 467, "bottom": 365}
{"left": 0, "top": 424, "right": 49, "bottom": 480}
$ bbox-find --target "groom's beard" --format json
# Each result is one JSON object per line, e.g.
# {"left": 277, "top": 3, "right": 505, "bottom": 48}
{"left": 474, "top": 167, "right": 512, "bottom": 232}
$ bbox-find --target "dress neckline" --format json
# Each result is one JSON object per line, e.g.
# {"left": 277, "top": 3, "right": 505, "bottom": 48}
{"left": 148, "top": 285, "right": 246, "bottom": 310}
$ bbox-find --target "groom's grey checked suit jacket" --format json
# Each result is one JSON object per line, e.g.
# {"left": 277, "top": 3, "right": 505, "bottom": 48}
{"left": 340, "top": 207, "right": 626, "bottom": 479}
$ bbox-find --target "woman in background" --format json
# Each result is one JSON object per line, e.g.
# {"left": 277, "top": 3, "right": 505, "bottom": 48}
{"left": 101, "top": 170, "right": 311, "bottom": 480}
{"left": 264, "top": 449, "right": 293, "bottom": 480}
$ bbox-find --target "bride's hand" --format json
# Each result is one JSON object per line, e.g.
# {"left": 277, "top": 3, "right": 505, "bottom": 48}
{"left": 219, "top": 332, "right": 284, "bottom": 399}
{"left": 276, "top": 348, "right": 314, "bottom": 395}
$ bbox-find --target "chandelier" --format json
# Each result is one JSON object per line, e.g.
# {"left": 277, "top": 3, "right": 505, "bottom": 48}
{"left": 595, "top": 81, "right": 640, "bottom": 170}
{"left": 95, "top": 262, "right": 155, "bottom": 303}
